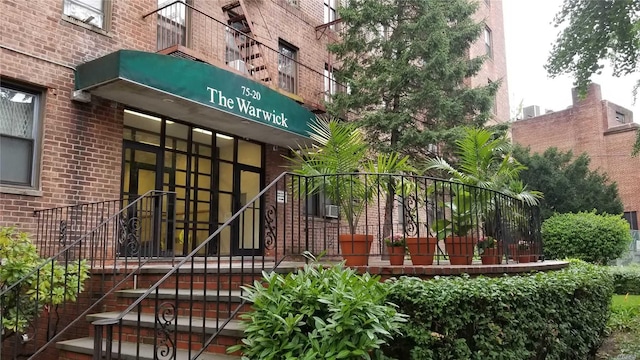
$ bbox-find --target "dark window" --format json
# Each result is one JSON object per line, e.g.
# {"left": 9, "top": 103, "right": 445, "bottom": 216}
{"left": 624, "top": 211, "right": 638, "bottom": 230}
{"left": 615, "top": 111, "right": 626, "bottom": 123}
{"left": 0, "top": 82, "right": 41, "bottom": 188}
{"left": 278, "top": 40, "right": 298, "bottom": 93}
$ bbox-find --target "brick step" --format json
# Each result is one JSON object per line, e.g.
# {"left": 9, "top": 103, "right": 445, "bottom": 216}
{"left": 105, "top": 289, "right": 252, "bottom": 319}
{"left": 85, "top": 312, "right": 244, "bottom": 353}
{"left": 57, "top": 337, "right": 239, "bottom": 360}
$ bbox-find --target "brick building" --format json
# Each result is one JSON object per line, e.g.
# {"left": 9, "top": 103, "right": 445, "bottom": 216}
{"left": 0, "top": 0, "right": 509, "bottom": 256}
{"left": 512, "top": 84, "right": 640, "bottom": 230}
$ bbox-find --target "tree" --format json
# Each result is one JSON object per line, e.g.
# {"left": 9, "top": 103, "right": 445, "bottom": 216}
{"left": 546, "top": 0, "right": 640, "bottom": 155}
{"left": 328, "top": 0, "right": 499, "bottom": 164}
{"left": 512, "top": 146, "right": 624, "bottom": 219}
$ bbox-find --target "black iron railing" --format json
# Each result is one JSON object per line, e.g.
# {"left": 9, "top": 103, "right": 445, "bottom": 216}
{"left": 0, "top": 191, "right": 175, "bottom": 360}
{"left": 143, "top": 1, "right": 345, "bottom": 110}
{"left": 91, "top": 173, "right": 542, "bottom": 359}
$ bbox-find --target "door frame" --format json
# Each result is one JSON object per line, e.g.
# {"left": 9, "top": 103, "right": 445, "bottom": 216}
{"left": 231, "top": 163, "right": 264, "bottom": 256}
{"left": 121, "top": 140, "right": 168, "bottom": 257}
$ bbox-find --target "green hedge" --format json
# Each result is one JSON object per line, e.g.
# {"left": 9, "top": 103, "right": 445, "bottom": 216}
{"left": 610, "top": 265, "right": 640, "bottom": 295}
{"left": 541, "top": 211, "right": 632, "bottom": 264}
{"left": 385, "top": 261, "right": 613, "bottom": 360}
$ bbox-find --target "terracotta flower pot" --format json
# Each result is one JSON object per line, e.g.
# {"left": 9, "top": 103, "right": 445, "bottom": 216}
{"left": 509, "top": 244, "right": 537, "bottom": 263}
{"left": 480, "top": 247, "right": 502, "bottom": 265}
{"left": 386, "top": 246, "right": 405, "bottom": 266}
{"left": 445, "top": 235, "right": 476, "bottom": 265}
{"left": 406, "top": 237, "right": 437, "bottom": 265}
{"left": 339, "top": 233, "right": 373, "bottom": 266}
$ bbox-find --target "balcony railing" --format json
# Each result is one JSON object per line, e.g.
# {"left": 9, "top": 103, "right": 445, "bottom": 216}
{"left": 143, "top": 1, "right": 345, "bottom": 111}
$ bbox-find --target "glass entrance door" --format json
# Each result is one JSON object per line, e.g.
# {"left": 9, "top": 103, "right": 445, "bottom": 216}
{"left": 232, "top": 165, "right": 262, "bottom": 255}
{"left": 121, "top": 140, "right": 165, "bottom": 256}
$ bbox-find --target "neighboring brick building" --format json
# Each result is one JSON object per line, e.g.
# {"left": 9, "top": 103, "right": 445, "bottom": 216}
{"left": 0, "top": 0, "right": 509, "bottom": 256}
{"left": 512, "top": 84, "right": 640, "bottom": 230}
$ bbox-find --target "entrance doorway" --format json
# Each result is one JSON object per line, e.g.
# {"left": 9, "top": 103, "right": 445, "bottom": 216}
{"left": 121, "top": 140, "right": 168, "bottom": 256}
{"left": 121, "top": 109, "right": 264, "bottom": 257}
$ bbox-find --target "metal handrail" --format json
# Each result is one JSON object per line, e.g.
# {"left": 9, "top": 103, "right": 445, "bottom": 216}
{"left": 93, "top": 172, "right": 291, "bottom": 327}
{"left": 0, "top": 190, "right": 172, "bottom": 297}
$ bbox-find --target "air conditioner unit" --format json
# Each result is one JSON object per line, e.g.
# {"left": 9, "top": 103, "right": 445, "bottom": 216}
{"left": 228, "top": 60, "right": 249, "bottom": 75}
{"left": 523, "top": 105, "right": 541, "bottom": 119}
{"left": 324, "top": 204, "right": 339, "bottom": 219}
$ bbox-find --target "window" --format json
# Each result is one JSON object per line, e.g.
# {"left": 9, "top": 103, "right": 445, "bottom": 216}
{"left": 624, "top": 211, "right": 638, "bottom": 230}
{"left": 306, "top": 192, "right": 337, "bottom": 218}
{"left": 0, "top": 83, "right": 41, "bottom": 188}
{"left": 63, "top": 0, "right": 106, "bottom": 29}
{"left": 286, "top": 0, "right": 299, "bottom": 6}
{"left": 615, "top": 111, "right": 626, "bottom": 123}
{"left": 484, "top": 26, "right": 493, "bottom": 59}
{"left": 324, "top": 64, "right": 345, "bottom": 102}
{"left": 278, "top": 41, "right": 298, "bottom": 93}
{"left": 324, "top": 0, "right": 339, "bottom": 29}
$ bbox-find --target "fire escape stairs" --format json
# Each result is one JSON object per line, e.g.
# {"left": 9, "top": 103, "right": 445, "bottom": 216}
{"left": 223, "top": 0, "right": 272, "bottom": 85}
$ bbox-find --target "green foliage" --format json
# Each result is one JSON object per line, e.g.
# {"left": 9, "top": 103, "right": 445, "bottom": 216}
{"left": 328, "top": 0, "right": 498, "bottom": 164}
{"left": 0, "top": 227, "right": 90, "bottom": 341}
{"left": 608, "top": 295, "right": 640, "bottom": 332}
{"left": 513, "top": 146, "right": 624, "bottom": 220}
{"left": 610, "top": 266, "right": 640, "bottom": 295}
{"left": 546, "top": 0, "right": 639, "bottom": 97}
{"left": 384, "top": 261, "right": 613, "bottom": 359}
{"left": 542, "top": 212, "right": 632, "bottom": 264}
{"left": 229, "top": 256, "right": 407, "bottom": 360}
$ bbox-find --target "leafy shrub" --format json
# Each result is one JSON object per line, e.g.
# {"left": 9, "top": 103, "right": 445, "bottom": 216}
{"left": 385, "top": 260, "right": 613, "bottom": 360}
{"left": 542, "top": 211, "right": 632, "bottom": 264}
{"left": 610, "top": 265, "right": 640, "bottom": 295}
{"left": 0, "top": 227, "right": 90, "bottom": 341}
{"left": 229, "top": 256, "right": 406, "bottom": 360}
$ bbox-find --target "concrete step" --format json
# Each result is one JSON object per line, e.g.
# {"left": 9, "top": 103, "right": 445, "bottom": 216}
{"left": 86, "top": 311, "right": 245, "bottom": 338}
{"left": 57, "top": 337, "right": 239, "bottom": 360}
{"left": 107, "top": 288, "right": 252, "bottom": 319}
{"left": 116, "top": 288, "right": 245, "bottom": 303}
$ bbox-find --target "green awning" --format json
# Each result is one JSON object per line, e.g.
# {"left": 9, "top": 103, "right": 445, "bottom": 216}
{"left": 75, "top": 50, "right": 315, "bottom": 146}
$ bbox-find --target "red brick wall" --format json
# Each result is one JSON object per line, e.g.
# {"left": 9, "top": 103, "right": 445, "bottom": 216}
{"left": 469, "top": 0, "right": 510, "bottom": 124}
{"left": 512, "top": 84, "right": 640, "bottom": 218}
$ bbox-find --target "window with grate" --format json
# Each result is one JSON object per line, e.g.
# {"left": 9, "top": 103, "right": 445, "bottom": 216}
{"left": 63, "top": 0, "right": 107, "bottom": 29}
{"left": 0, "top": 83, "right": 41, "bottom": 188}
{"left": 278, "top": 40, "right": 298, "bottom": 93}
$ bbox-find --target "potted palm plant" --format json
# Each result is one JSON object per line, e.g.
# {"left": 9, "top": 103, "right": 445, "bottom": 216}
{"left": 384, "top": 234, "right": 406, "bottom": 266}
{"left": 426, "top": 127, "right": 542, "bottom": 265}
{"left": 430, "top": 185, "right": 478, "bottom": 265}
{"left": 287, "top": 118, "right": 412, "bottom": 266}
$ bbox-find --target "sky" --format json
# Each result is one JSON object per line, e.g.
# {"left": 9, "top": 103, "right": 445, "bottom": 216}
{"left": 502, "top": 0, "right": 639, "bottom": 120}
